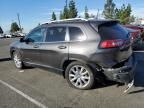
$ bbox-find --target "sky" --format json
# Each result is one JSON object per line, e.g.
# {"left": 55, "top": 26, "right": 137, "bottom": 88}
{"left": 0, "top": 0, "right": 144, "bottom": 33}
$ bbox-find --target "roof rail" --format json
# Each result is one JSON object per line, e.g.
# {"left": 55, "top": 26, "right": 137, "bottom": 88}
{"left": 43, "top": 18, "right": 88, "bottom": 24}
{"left": 51, "top": 18, "right": 88, "bottom": 23}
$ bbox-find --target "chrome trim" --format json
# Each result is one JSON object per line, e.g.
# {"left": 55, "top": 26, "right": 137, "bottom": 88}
{"left": 30, "top": 40, "right": 85, "bottom": 44}
{"left": 24, "top": 25, "right": 87, "bottom": 44}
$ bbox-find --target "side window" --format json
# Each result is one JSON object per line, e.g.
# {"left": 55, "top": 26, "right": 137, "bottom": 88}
{"left": 46, "top": 27, "right": 66, "bottom": 42}
{"left": 27, "top": 28, "right": 45, "bottom": 42}
{"left": 69, "top": 27, "right": 86, "bottom": 41}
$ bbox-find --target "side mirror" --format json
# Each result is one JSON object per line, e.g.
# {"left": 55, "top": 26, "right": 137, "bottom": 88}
{"left": 25, "top": 38, "right": 34, "bottom": 44}
{"left": 20, "top": 37, "right": 34, "bottom": 44}
{"left": 20, "top": 38, "right": 25, "bottom": 42}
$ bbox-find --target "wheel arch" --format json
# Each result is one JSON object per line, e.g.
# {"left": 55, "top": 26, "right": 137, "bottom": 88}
{"left": 62, "top": 58, "right": 102, "bottom": 78}
{"left": 10, "top": 48, "right": 22, "bottom": 59}
{"left": 10, "top": 48, "right": 16, "bottom": 58}
{"left": 62, "top": 58, "right": 87, "bottom": 78}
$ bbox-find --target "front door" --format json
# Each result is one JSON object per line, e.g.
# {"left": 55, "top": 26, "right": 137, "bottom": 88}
{"left": 20, "top": 28, "right": 46, "bottom": 64}
{"left": 40, "top": 26, "right": 69, "bottom": 70}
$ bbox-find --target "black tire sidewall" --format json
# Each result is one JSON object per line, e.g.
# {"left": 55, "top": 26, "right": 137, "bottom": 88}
{"left": 65, "top": 61, "right": 95, "bottom": 90}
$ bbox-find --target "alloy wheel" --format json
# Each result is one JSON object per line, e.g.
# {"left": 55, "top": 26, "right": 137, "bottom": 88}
{"left": 13, "top": 53, "right": 22, "bottom": 68}
{"left": 69, "top": 65, "right": 90, "bottom": 89}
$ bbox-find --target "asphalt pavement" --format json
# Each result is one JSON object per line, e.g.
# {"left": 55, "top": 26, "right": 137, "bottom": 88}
{"left": 0, "top": 38, "right": 144, "bottom": 108}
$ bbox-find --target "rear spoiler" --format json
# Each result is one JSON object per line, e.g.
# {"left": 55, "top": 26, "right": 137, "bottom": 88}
{"left": 90, "top": 20, "right": 119, "bottom": 27}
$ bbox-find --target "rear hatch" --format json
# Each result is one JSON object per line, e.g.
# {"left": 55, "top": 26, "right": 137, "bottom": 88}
{"left": 91, "top": 21, "right": 133, "bottom": 63}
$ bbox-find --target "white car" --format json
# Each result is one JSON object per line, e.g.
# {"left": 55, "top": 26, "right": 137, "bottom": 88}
{"left": 0, "top": 34, "right": 4, "bottom": 38}
{"left": 12, "top": 32, "right": 26, "bottom": 37}
{"left": 5, "top": 34, "right": 13, "bottom": 38}
{"left": 18, "top": 32, "right": 26, "bottom": 37}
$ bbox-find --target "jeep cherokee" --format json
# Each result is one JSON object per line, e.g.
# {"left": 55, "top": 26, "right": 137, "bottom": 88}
{"left": 10, "top": 18, "right": 135, "bottom": 90}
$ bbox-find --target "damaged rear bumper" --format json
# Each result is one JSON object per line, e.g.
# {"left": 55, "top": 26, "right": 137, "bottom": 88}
{"left": 102, "top": 56, "right": 136, "bottom": 83}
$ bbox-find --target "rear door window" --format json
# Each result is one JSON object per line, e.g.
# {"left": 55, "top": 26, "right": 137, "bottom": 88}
{"left": 93, "top": 22, "right": 129, "bottom": 40}
{"left": 45, "top": 27, "right": 66, "bottom": 42}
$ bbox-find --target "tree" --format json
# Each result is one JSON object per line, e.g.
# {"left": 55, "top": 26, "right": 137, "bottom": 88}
{"left": 51, "top": 12, "right": 57, "bottom": 21}
{"left": 38, "top": 23, "right": 41, "bottom": 26}
{"left": 63, "top": 0, "right": 69, "bottom": 19}
{"left": 115, "top": 4, "right": 133, "bottom": 24}
{"left": 90, "top": 14, "right": 96, "bottom": 18}
{"left": 130, "top": 15, "right": 136, "bottom": 23}
{"left": 63, "top": 5, "right": 69, "bottom": 19}
{"left": 10, "top": 22, "right": 20, "bottom": 32}
{"left": 115, "top": 8, "right": 120, "bottom": 19}
{"left": 60, "top": 0, "right": 78, "bottom": 19}
{"left": 68, "top": 0, "right": 78, "bottom": 18}
{"left": 103, "top": 0, "right": 116, "bottom": 19}
{"left": 0, "top": 26, "right": 3, "bottom": 34}
{"left": 85, "top": 6, "right": 89, "bottom": 19}
{"left": 60, "top": 11, "right": 63, "bottom": 20}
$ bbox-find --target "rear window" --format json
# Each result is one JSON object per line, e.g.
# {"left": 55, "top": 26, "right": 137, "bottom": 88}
{"left": 69, "top": 27, "right": 86, "bottom": 41}
{"left": 94, "top": 22, "right": 129, "bottom": 40}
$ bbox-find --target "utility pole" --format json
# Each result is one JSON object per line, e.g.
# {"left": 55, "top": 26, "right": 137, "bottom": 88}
{"left": 96, "top": 9, "right": 99, "bottom": 19}
{"left": 17, "top": 13, "right": 21, "bottom": 32}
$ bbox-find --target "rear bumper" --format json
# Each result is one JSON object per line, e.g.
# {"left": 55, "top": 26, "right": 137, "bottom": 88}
{"left": 102, "top": 56, "right": 136, "bottom": 83}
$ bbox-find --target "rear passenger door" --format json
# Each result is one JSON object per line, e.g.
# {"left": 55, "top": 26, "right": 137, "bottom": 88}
{"left": 68, "top": 26, "right": 88, "bottom": 61}
{"left": 40, "top": 26, "right": 69, "bottom": 70}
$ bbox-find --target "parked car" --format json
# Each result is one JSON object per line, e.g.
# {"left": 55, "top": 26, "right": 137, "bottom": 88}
{"left": 10, "top": 19, "right": 135, "bottom": 90}
{"left": 0, "top": 34, "right": 4, "bottom": 38}
{"left": 18, "top": 32, "right": 26, "bottom": 37}
{"left": 123, "top": 25, "right": 144, "bottom": 41}
{"left": 12, "top": 32, "right": 26, "bottom": 37}
{"left": 11, "top": 32, "right": 21, "bottom": 37}
{"left": 125, "top": 28, "right": 142, "bottom": 48}
{"left": 4, "top": 34, "right": 13, "bottom": 38}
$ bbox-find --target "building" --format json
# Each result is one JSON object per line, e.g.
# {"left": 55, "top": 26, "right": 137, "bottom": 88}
{"left": 133, "top": 18, "right": 144, "bottom": 25}
{"left": 140, "top": 19, "right": 144, "bottom": 25}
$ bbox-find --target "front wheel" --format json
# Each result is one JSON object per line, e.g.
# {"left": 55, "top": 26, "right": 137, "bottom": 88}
{"left": 65, "top": 61, "right": 95, "bottom": 90}
{"left": 13, "top": 51, "right": 24, "bottom": 69}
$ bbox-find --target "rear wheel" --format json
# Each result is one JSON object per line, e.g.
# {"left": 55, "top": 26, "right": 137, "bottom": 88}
{"left": 13, "top": 51, "right": 24, "bottom": 69}
{"left": 65, "top": 61, "right": 95, "bottom": 90}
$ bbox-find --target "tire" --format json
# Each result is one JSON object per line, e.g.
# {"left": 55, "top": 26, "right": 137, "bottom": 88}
{"left": 12, "top": 51, "right": 25, "bottom": 69}
{"left": 65, "top": 61, "right": 95, "bottom": 90}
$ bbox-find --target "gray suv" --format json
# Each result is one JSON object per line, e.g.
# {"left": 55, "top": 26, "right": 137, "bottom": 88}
{"left": 10, "top": 19, "right": 135, "bottom": 90}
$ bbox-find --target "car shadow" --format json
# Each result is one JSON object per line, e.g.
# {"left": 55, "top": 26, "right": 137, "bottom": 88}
{"left": 0, "top": 57, "right": 11, "bottom": 62}
{"left": 1, "top": 52, "right": 144, "bottom": 93}
{"left": 128, "top": 89, "right": 144, "bottom": 94}
{"left": 133, "top": 52, "right": 144, "bottom": 87}
{"left": 92, "top": 80, "right": 118, "bottom": 89}
{"left": 133, "top": 61, "right": 144, "bottom": 87}
{"left": 128, "top": 52, "right": 144, "bottom": 94}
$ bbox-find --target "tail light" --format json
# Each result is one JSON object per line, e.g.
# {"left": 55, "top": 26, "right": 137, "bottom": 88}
{"left": 131, "top": 32, "right": 139, "bottom": 40}
{"left": 100, "top": 39, "right": 124, "bottom": 49}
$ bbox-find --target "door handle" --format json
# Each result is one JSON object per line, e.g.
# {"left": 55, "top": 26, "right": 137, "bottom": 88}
{"left": 33, "top": 45, "right": 39, "bottom": 48}
{"left": 58, "top": 46, "right": 67, "bottom": 49}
